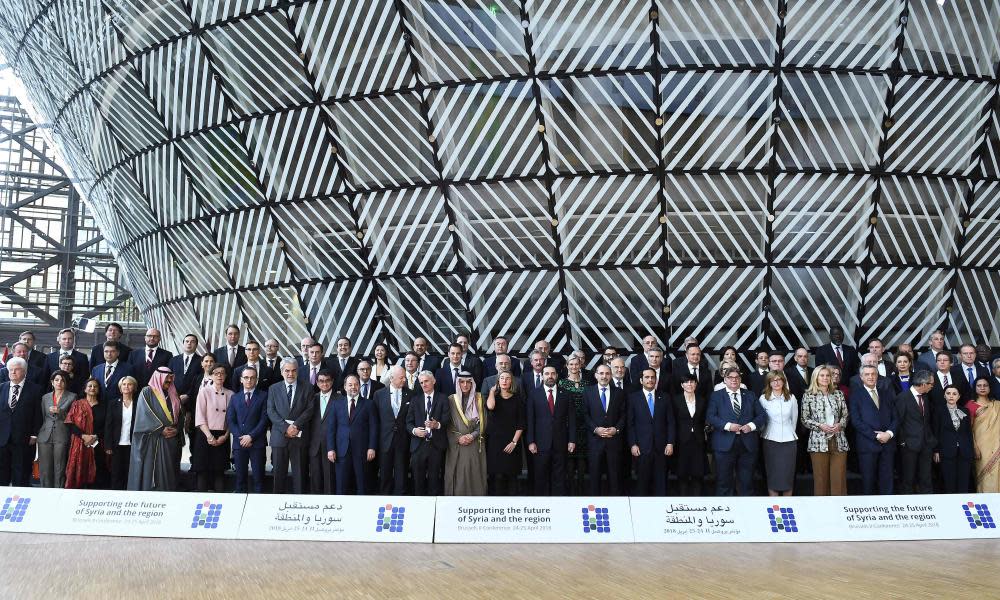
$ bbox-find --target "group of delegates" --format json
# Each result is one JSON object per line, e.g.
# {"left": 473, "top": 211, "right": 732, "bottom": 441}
{"left": 2, "top": 323, "right": 1000, "bottom": 499}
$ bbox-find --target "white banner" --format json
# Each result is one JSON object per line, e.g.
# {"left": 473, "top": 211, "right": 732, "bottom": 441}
{"left": 0, "top": 486, "right": 64, "bottom": 534}
{"left": 434, "top": 496, "right": 634, "bottom": 543}
{"left": 237, "top": 495, "right": 436, "bottom": 543}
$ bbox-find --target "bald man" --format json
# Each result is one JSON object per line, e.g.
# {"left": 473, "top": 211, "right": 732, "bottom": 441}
{"left": 128, "top": 328, "right": 173, "bottom": 388}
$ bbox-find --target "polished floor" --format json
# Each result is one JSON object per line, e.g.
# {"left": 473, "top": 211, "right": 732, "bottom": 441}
{"left": 0, "top": 532, "right": 995, "bottom": 599}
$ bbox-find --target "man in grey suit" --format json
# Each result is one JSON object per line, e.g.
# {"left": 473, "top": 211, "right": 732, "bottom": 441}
{"left": 480, "top": 353, "right": 522, "bottom": 397}
{"left": 37, "top": 371, "right": 76, "bottom": 488}
{"left": 308, "top": 370, "right": 337, "bottom": 494}
{"left": 373, "top": 366, "right": 412, "bottom": 494}
{"left": 267, "top": 358, "right": 315, "bottom": 494}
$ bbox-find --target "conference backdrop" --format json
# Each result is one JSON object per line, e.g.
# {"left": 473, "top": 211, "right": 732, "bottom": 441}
{"left": 0, "top": 0, "right": 997, "bottom": 357}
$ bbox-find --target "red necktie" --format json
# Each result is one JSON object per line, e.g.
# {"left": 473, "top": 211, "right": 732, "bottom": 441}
{"left": 547, "top": 389, "right": 554, "bottom": 415}
{"left": 916, "top": 394, "right": 924, "bottom": 415}
{"left": 349, "top": 397, "right": 356, "bottom": 422}
{"left": 146, "top": 349, "right": 153, "bottom": 369}
{"left": 835, "top": 346, "right": 843, "bottom": 368}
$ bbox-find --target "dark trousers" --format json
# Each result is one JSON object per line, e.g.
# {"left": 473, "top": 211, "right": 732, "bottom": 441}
{"left": 533, "top": 450, "right": 568, "bottom": 496}
{"left": 899, "top": 446, "right": 933, "bottom": 494}
{"left": 335, "top": 450, "right": 366, "bottom": 495}
{"left": 309, "top": 450, "right": 335, "bottom": 495}
{"left": 939, "top": 455, "right": 972, "bottom": 494}
{"left": 489, "top": 473, "right": 519, "bottom": 495}
{"left": 379, "top": 439, "right": 409, "bottom": 495}
{"left": 233, "top": 446, "right": 265, "bottom": 493}
{"left": 587, "top": 443, "right": 622, "bottom": 495}
{"left": 859, "top": 449, "right": 895, "bottom": 495}
{"left": 411, "top": 443, "right": 444, "bottom": 496}
{"left": 634, "top": 451, "right": 668, "bottom": 496}
{"left": 271, "top": 442, "right": 305, "bottom": 493}
{"left": 109, "top": 444, "right": 131, "bottom": 490}
{"left": 0, "top": 443, "right": 33, "bottom": 487}
{"left": 714, "top": 444, "right": 755, "bottom": 496}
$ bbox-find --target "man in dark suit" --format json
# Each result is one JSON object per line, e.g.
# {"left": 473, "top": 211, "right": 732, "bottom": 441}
{"left": 628, "top": 367, "right": 675, "bottom": 496}
{"left": 212, "top": 323, "right": 246, "bottom": 375}
{"left": 455, "top": 333, "right": 484, "bottom": 384}
{"left": 783, "top": 347, "right": 812, "bottom": 400}
{"left": 93, "top": 342, "right": 132, "bottom": 402}
{"left": 0, "top": 343, "right": 46, "bottom": 388}
{"left": 867, "top": 339, "right": 896, "bottom": 378}
{"left": 645, "top": 348, "right": 670, "bottom": 395}
{"left": 930, "top": 352, "right": 969, "bottom": 410}
{"left": 748, "top": 350, "right": 771, "bottom": 397}
{"left": 917, "top": 330, "right": 951, "bottom": 372}
{"left": 167, "top": 333, "right": 203, "bottom": 405}
{"left": 374, "top": 366, "right": 412, "bottom": 495}
{"left": 483, "top": 335, "right": 521, "bottom": 379}
{"left": 267, "top": 358, "right": 315, "bottom": 494}
{"left": 707, "top": 368, "right": 766, "bottom": 496}
{"left": 583, "top": 364, "right": 626, "bottom": 495}
{"left": 534, "top": 339, "right": 565, "bottom": 376}
{"left": 526, "top": 366, "right": 576, "bottom": 495}
{"left": 0, "top": 358, "right": 43, "bottom": 486}
{"left": 300, "top": 342, "right": 332, "bottom": 392}
{"left": 128, "top": 328, "right": 173, "bottom": 388}
{"left": 329, "top": 337, "right": 360, "bottom": 392}
{"left": 895, "top": 371, "right": 936, "bottom": 494}
{"left": 262, "top": 338, "right": 282, "bottom": 373}
{"left": 17, "top": 331, "right": 46, "bottom": 372}
{"left": 232, "top": 340, "right": 276, "bottom": 392}
{"left": 813, "top": 326, "right": 860, "bottom": 380}
{"left": 628, "top": 334, "right": 660, "bottom": 386}
{"left": 356, "top": 361, "right": 384, "bottom": 399}
{"left": 850, "top": 365, "right": 899, "bottom": 494}
{"left": 671, "top": 344, "right": 712, "bottom": 399}
{"left": 480, "top": 354, "right": 522, "bottom": 397}
{"left": 608, "top": 358, "right": 634, "bottom": 393}
{"left": 406, "top": 370, "right": 450, "bottom": 496}
{"left": 46, "top": 328, "right": 90, "bottom": 384}
{"left": 402, "top": 337, "right": 441, "bottom": 374}
{"left": 957, "top": 344, "right": 989, "bottom": 399}
{"left": 228, "top": 366, "right": 269, "bottom": 493}
{"left": 326, "top": 374, "right": 377, "bottom": 495}
{"left": 90, "top": 322, "right": 132, "bottom": 370}
{"left": 521, "top": 350, "right": 546, "bottom": 393}
{"left": 295, "top": 337, "right": 315, "bottom": 370}
{"left": 975, "top": 344, "right": 995, "bottom": 376}
{"left": 435, "top": 344, "right": 466, "bottom": 396}
{"left": 308, "top": 370, "right": 337, "bottom": 494}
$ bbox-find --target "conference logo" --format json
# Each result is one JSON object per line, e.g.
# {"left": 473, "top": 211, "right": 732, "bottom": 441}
{"left": 962, "top": 502, "right": 995, "bottom": 530}
{"left": 582, "top": 505, "right": 610, "bottom": 533}
{"left": 767, "top": 505, "right": 798, "bottom": 533}
{"left": 191, "top": 500, "right": 222, "bottom": 529}
{"left": 376, "top": 504, "right": 404, "bottom": 533}
{"left": 0, "top": 495, "right": 29, "bottom": 523}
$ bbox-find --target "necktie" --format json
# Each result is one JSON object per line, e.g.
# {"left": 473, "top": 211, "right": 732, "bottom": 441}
{"left": 146, "top": 349, "right": 153, "bottom": 369}
{"left": 691, "top": 367, "right": 697, "bottom": 381}
{"left": 730, "top": 392, "right": 740, "bottom": 414}
{"left": 968, "top": 367, "right": 975, "bottom": 387}
{"left": 943, "top": 373, "right": 950, "bottom": 387}
{"left": 183, "top": 355, "right": 190, "bottom": 374}
{"left": 916, "top": 393, "right": 924, "bottom": 415}
{"left": 535, "top": 374, "right": 541, "bottom": 388}
{"left": 392, "top": 391, "right": 400, "bottom": 417}
{"left": 310, "top": 366, "right": 317, "bottom": 385}
{"left": 9, "top": 384, "right": 20, "bottom": 409}
{"left": 287, "top": 385, "right": 294, "bottom": 411}
{"left": 600, "top": 387, "right": 608, "bottom": 412}
{"left": 425, "top": 396, "right": 433, "bottom": 439}
{"left": 362, "top": 382, "right": 369, "bottom": 398}
{"left": 647, "top": 392, "right": 654, "bottom": 417}
{"left": 61, "top": 351, "right": 70, "bottom": 358}
{"left": 547, "top": 388, "right": 554, "bottom": 415}
{"left": 229, "top": 347, "right": 236, "bottom": 366}
{"left": 871, "top": 388, "right": 880, "bottom": 409}
{"left": 349, "top": 397, "right": 356, "bottom": 422}
{"left": 105, "top": 364, "right": 114, "bottom": 386}
{"left": 245, "top": 391, "right": 252, "bottom": 407}
{"left": 340, "top": 358, "right": 346, "bottom": 371}
{"left": 834, "top": 346, "right": 843, "bottom": 368}
{"left": 453, "top": 368, "right": 459, "bottom": 390}
{"left": 408, "top": 373, "right": 414, "bottom": 388}
{"left": 269, "top": 359, "right": 275, "bottom": 369}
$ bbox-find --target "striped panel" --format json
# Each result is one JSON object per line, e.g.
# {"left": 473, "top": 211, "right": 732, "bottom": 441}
{"left": 448, "top": 179, "right": 557, "bottom": 269}
{"left": 355, "top": 187, "right": 457, "bottom": 276}
{"left": 948, "top": 270, "right": 1000, "bottom": 346}
{"left": 660, "top": 70, "right": 776, "bottom": 170}
{"left": 160, "top": 300, "right": 205, "bottom": 353}
{"left": 465, "top": 270, "right": 566, "bottom": 354}
{"left": 883, "top": 76, "right": 991, "bottom": 176}
{"left": 50, "top": 0, "right": 126, "bottom": 82}
{"left": 965, "top": 181, "right": 1000, "bottom": 267}
{"left": 0, "top": 0, "right": 44, "bottom": 42}
{"left": 540, "top": 73, "right": 657, "bottom": 173}
{"left": 134, "top": 143, "right": 203, "bottom": 226}
{"left": 194, "top": 293, "right": 243, "bottom": 350}
{"left": 290, "top": 0, "right": 414, "bottom": 99}
{"left": 381, "top": 274, "right": 468, "bottom": 354}
{"left": 663, "top": 172, "right": 768, "bottom": 264}
{"left": 783, "top": 0, "right": 902, "bottom": 69}
{"left": 772, "top": 173, "right": 873, "bottom": 264}
{"left": 981, "top": 105, "right": 999, "bottom": 178}
{"left": 243, "top": 106, "right": 343, "bottom": 201}
{"left": 141, "top": 305, "right": 167, "bottom": 343}
{"left": 201, "top": 12, "right": 314, "bottom": 115}
{"left": 429, "top": 80, "right": 544, "bottom": 179}
{"left": 768, "top": 267, "right": 864, "bottom": 351}
{"left": 667, "top": 265, "right": 766, "bottom": 351}
{"left": 84, "top": 182, "right": 130, "bottom": 256}
{"left": 271, "top": 197, "right": 367, "bottom": 280}
{"left": 138, "top": 36, "right": 232, "bottom": 136}
{"left": 527, "top": 0, "right": 652, "bottom": 72}
{"left": 102, "top": 166, "right": 160, "bottom": 240}
{"left": 554, "top": 174, "right": 660, "bottom": 266}
{"left": 656, "top": 0, "right": 777, "bottom": 67}
{"left": 211, "top": 208, "right": 292, "bottom": 288}
{"left": 240, "top": 287, "right": 311, "bottom": 356}
{"left": 189, "top": 0, "right": 280, "bottom": 27}
{"left": 778, "top": 72, "right": 888, "bottom": 169}
{"left": 89, "top": 65, "right": 172, "bottom": 156}
{"left": 874, "top": 176, "right": 967, "bottom": 265}
{"left": 164, "top": 221, "right": 234, "bottom": 294}
{"left": 301, "top": 281, "right": 387, "bottom": 356}
{"left": 402, "top": 0, "right": 529, "bottom": 83}
{"left": 133, "top": 233, "right": 189, "bottom": 302}
{"left": 901, "top": 0, "right": 1000, "bottom": 77}
{"left": 322, "top": 95, "right": 437, "bottom": 189}
{"left": 856, "top": 267, "right": 951, "bottom": 347}
{"left": 564, "top": 268, "right": 663, "bottom": 351}
{"left": 59, "top": 94, "right": 123, "bottom": 176}
{"left": 107, "top": 0, "right": 192, "bottom": 54}
{"left": 176, "top": 125, "right": 268, "bottom": 212}
{"left": 18, "top": 16, "right": 83, "bottom": 106}
{"left": 116, "top": 246, "right": 158, "bottom": 309}
{"left": 7, "top": 51, "right": 64, "bottom": 119}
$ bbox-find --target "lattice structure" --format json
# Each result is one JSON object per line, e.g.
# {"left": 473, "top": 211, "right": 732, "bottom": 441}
{"left": 0, "top": 1, "right": 997, "bottom": 357}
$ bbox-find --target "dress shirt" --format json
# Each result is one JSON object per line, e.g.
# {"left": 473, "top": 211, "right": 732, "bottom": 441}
{"left": 196, "top": 385, "right": 233, "bottom": 430}
{"left": 724, "top": 388, "right": 756, "bottom": 432}
{"left": 318, "top": 392, "right": 331, "bottom": 420}
{"left": 119, "top": 400, "right": 134, "bottom": 446}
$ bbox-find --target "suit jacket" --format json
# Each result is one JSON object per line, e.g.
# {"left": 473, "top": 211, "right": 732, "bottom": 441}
{"left": 308, "top": 391, "right": 336, "bottom": 457}
{"left": 266, "top": 380, "right": 315, "bottom": 448}
{"left": 38, "top": 390, "right": 76, "bottom": 443}
{"left": 401, "top": 354, "right": 442, "bottom": 374}
{"left": 670, "top": 392, "right": 708, "bottom": 448}
{"left": 435, "top": 363, "right": 466, "bottom": 396}
{"left": 609, "top": 375, "right": 635, "bottom": 395}
{"left": 521, "top": 369, "right": 547, "bottom": 394}
{"left": 128, "top": 347, "right": 173, "bottom": 387}
{"left": 483, "top": 354, "right": 521, "bottom": 379}
{"left": 373, "top": 386, "right": 413, "bottom": 452}
{"left": 329, "top": 356, "right": 360, "bottom": 392}
{"left": 544, "top": 354, "right": 566, "bottom": 375}
{"left": 627, "top": 389, "right": 674, "bottom": 454}
{"left": 933, "top": 404, "right": 974, "bottom": 459}
{"left": 104, "top": 395, "right": 138, "bottom": 447}
{"left": 747, "top": 368, "right": 769, "bottom": 397}
{"left": 0, "top": 366, "right": 46, "bottom": 388}
{"left": 212, "top": 345, "right": 247, "bottom": 371}
{"left": 629, "top": 353, "right": 650, "bottom": 386}
{"left": 461, "top": 354, "right": 484, "bottom": 383}
{"left": 583, "top": 384, "right": 626, "bottom": 453}
{"left": 406, "top": 390, "right": 450, "bottom": 452}
{"left": 0, "top": 381, "right": 43, "bottom": 446}
{"left": 783, "top": 364, "right": 812, "bottom": 400}
{"left": 525, "top": 386, "right": 576, "bottom": 454}
{"left": 47, "top": 350, "right": 89, "bottom": 383}
{"left": 671, "top": 359, "right": 713, "bottom": 399}
{"left": 956, "top": 363, "right": 990, "bottom": 391}
{"left": 357, "top": 378, "right": 384, "bottom": 402}
{"left": 92, "top": 361, "right": 133, "bottom": 402}
{"left": 849, "top": 383, "right": 899, "bottom": 454}
{"left": 894, "top": 389, "right": 936, "bottom": 452}
{"left": 917, "top": 350, "right": 954, "bottom": 372}
{"left": 814, "top": 343, "right": 860, "bottom": 378}
{"left": 167, "top": 354, "right": 204, "bottom": 399}
{"left": 326, "top": 394, "right": 377, "bottom": 457}
{"left": 480, "top": 374, "right": 522, "bottom": 397}
{"left": 227, "top": 388, "right": 269, "bottom": 448}
{"left": 231, "top": 362, "right": 278, "bottom": 393}
{"left": 90, "top": 342, "right": 132, "bottom": 370}
{"left": 298, "top": 359, "right": 334, "bottom": 392}
{"left": 707, "top": 388, "right": 767, "bottom": 452}
{"left": 929, "top": 368, "right": 971, "bottom": 408}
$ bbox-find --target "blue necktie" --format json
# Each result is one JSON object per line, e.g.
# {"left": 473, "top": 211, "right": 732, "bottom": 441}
{"left": 647, "top": 392, "right": 654, "bottom": 417}
{"left": 600, "top": 387, "right": 607, "bottom": 412}
{"left": 968, "top": 367, "right": 975, "bottom": 388}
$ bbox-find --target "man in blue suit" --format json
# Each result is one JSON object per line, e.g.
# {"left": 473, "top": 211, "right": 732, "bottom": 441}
{"left": 46, "top": 328, "right": 90, "bottom": 386}
{"left": 93, "top": 342, "right": 132, "bottom": 402}
{"left": 326, "top": 374, "right": 377, "bottom": 495}
{"left": 435, "top": 344, "right": 465, "bottom": 396}
{"left": 849, "top": 365, "right": 899, "bottom": 495}
{"left": 228, "top": 366, "right": 269, "bottom": 493}
{"left": 526, "top": 366, "right": 576, "bottom": 495}
{"left": 0, "top": 358, "right": 43, "bottom": 486}
{"left": 627, "top": 368, "right": 675, "bottom": 496}
{"left": 583, "top": 364, "right": 626, "bottom": 495}
{"left": 707, "top": 368, "right": 767, "bottom": 496}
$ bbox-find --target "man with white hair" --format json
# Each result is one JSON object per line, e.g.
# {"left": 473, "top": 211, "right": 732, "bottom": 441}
{"left": 0, "top": 357, "right": 43, "bottom": 486}
{"left": 374, "top": 366, "right": 413, "bottom": 494}
{"left": 0, "top": 342, "right": 46, "bottom": 387}
{"left": 849, "top": 353, "right": 887, "bottom": 389}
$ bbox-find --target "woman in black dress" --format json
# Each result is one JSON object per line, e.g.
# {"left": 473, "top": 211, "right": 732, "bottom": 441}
{"left": 485, "top": 371, "right": 525, "bottom": 495}
{"left": 560, "top": 355, "right": 588, "bottom": 493}
{"left": 671, "top": 373, "right": 708, "bottom": 495}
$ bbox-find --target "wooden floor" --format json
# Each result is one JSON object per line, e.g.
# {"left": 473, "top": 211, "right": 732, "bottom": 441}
{"left": 0, "top": 532, "right": 994, "bottom": 599}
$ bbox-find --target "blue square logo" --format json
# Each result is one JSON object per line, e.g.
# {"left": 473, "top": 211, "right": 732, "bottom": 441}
{"left": 192, "top": 501, "right": 222, "bottom": 529}
{"left": 0, "top": 496, "right": 29, "bottom": 523}
{"left": 582, "top": 505, "right": 610, "bottom": 533}
{"left": 376, "top": 504, "right": 405, "bottom": 533}
{"left": 964, "top": 502, "right": 995, "bottom": 530}
{"left": 767, "top": 505, "right": 797, "bottom": 533}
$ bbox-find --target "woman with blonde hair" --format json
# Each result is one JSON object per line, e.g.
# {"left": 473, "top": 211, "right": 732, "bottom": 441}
{"left": 800, "top": 365, "right": 849, "bottom": 495}
{"left": 758, "top": 370, "right": 797, "bottom": 496}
